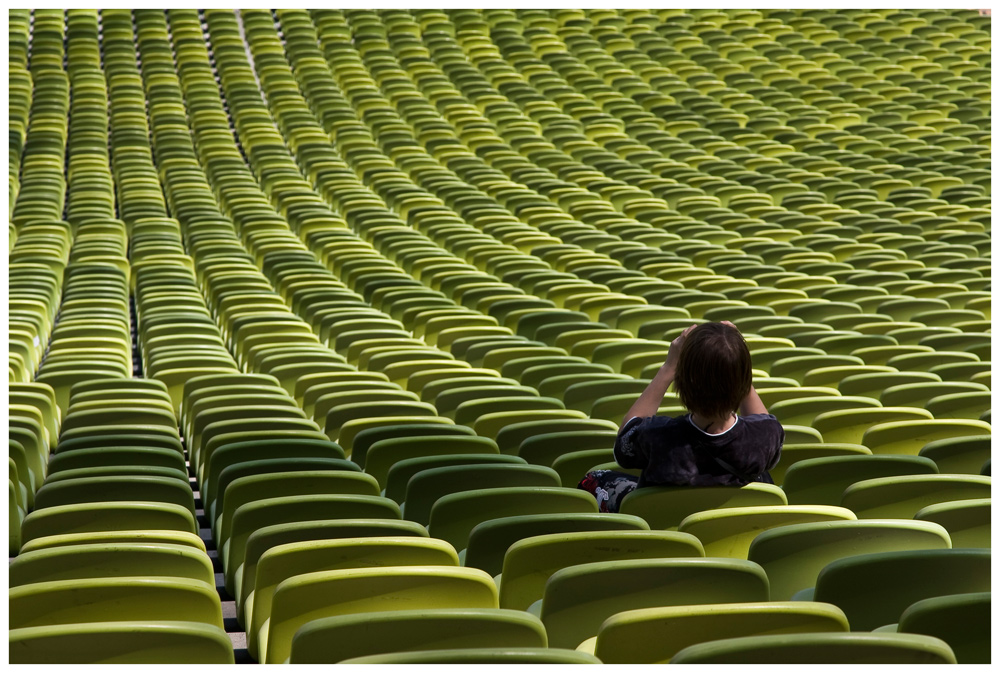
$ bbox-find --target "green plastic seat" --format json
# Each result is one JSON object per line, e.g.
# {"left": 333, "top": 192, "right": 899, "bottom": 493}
{"left": 810, "top": 549, "right": 991, "bottom": 631}
{"left": 840, "top": 474, "right": 991, "bottom": 518}
{"left": 8, "top": 621, "right": 235, "bottom": 664}
{"left": 897, "top": 591, "right": 991, "bottom": 664}
{"left": 223, "top": 494, "right": 402, "bottom": 595}
{"left": 20, "top": 501, "right": 198, "bottom": 547}
{"left": 236, "top": 518, "right": 430, "bottom": 617}
{"left": 402, "top": 464, "right": 560, "bottom": 525}
{"left": 248, "top": 537, "right": 460, "bottom": 661}
{"left": 747, "top": 519, "right": 953, "bottom": 601}
{"left": 287, "top": 608, "right": 547, "bottom": 664}
{"left": 865, "top": 418, "right": 992, "bottom": 456}
{"left": 264, "top": 565, "right": 499, "bottom": 663}
{"left": 9, "top": 542, "right": 214, "bottom": 587}
{"left": 678, "top": 505, "right": 857, "bottom": 558}
{"left": 33, "top": 476, "right": 196, "bottom": 516}
{"left": 770, "top": 396, "right": 882, "bottom": 426}
{"left": 10, "top": 576, "right": 224, "bottom": 630}
{"left": 364, "top": 435, "right": 500, "bottom": 486}
{"left": 494, "top": 418, "right": 619, "bottom": 455}
{"left": 337, "top": 647, "right": 602, "bottom": 664}
{"left": 913, "top": 498, "right": 991, "bottom": 549}
{"left": 620, "top": 483, "right": 787, "bottom": 530}
{"left": 783, "top": 455, "right": 939, "bottom": 506}
{"left": 812, "top": 407, "right": 935, "bottom": 445}
{"left": 539, "top": 557, "right": 770, "bottom": 649}
{"left": 202, "top": 439, "right": 347, "bottom": 507}
{"left": 383, "top": 454, "right": 527, "bottom": 504}
{"left": 428, "top": 486, "right": 599, "bottom": 550}
{"left": 670, "top": 632, "right": 957, "bottom": 664}
{"left": 497, "top": 529, "right": 703, "bottom": 610}
{"left": 216, "top": 470, "right": 380, "bottom": 545}
{"left": 516, "top": 431, "right": 618, "bottom": 468}
{"left": 349, "top": 423, "right": 477, "bottom": 469}
{"left": 586, "top": 601, "right": 850, "bottom": 664}
{"left": 918, "top": 435, "right": 991, "bottom": 474}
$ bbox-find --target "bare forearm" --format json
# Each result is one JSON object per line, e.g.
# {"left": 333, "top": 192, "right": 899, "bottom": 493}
{"left": 740, "top": 385, "right": 767, "bottom": 416}
{"left": 622, "top": 366, "right": 674, "bottom": 428}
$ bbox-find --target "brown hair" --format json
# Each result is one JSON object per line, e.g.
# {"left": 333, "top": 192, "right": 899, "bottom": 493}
{"left": 673, "top": 322, "right": 752, "bottom": 419}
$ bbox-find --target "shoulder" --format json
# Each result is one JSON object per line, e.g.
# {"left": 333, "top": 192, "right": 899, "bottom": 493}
{"left": 621, "top": 414, "right": 685, "bottom": 434}
{"left": 740, "top": 413, "right": 782, "bottom": 426}
{"left": 737, "top": 413, "right": 785, "bottom": 441}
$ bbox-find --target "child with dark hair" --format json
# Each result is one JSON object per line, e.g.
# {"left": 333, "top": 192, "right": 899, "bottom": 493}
{"left": 578, "top": 321, "right": 784, "bottom": 513}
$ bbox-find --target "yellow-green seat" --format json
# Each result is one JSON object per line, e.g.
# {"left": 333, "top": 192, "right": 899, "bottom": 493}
{"left": 669, "top": 632, "right": 957, "bottom": 664}
{"left": 236, "top": 518, "right": 430, "bottom": 619}
{"left": 746, "top": 519, "right": 953, "bottom": 601}
{"left": 9, "top": 542, "right": 214, "bottom": 587}
{"left": 248, "top": 537, "right": 460, "bottom": 661}
{"left": 287, "top": 608, "right": 548, "bottom": 664}
{"left": 336, "top": 647, "right": 602, "bottom": 664}
{"left": 586, "top": 601, "right": 850, "bottom": 664}
{"left": 9, "top": 576, "right": 224, "bottom": 630}
{"left": 539, "top": 557, "right": 769, "bottom": 649}
{"left": 8, "top": 621, "right": 235, "bottom": 664}
{"left": 770, "top": 396, "right": 882, "bottom": 427}
{"left": 812, "top": 407, "right": 935, "bottom": 445}
{"left": 223, "top": 494, "right": 402, "bottom": 595}
{"left": 620, "top": 483, "right": 788, "bottom": 530}
{"left": 840, "top": 474, "right": 991, "bottom": 518}
{"left": 263, "top": 565, "right": 499, "bottom": 663}
{"left": 913, "top": 498, "right": 990, "bottom": 549}
{"left": 782, "top": 454, "right": 939, "bottom": 506}
{"left": 678, "top": 505, "right": 857, "bottom": 558}
{"left": 861, "top": 419, "right": 992, "bottom": 455}
{"left": 497, "top": 529, "right": 703, "bottom": 611}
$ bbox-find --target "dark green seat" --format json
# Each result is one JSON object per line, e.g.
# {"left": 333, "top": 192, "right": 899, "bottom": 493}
{"left": 809, "top": 549, "right": 991, "bottom": 630}
{"left": 383, "top": 454, "right": 527, "bottom": 504}
{"left": 897, "top": 592, "right": 990, "bottom": 664}
{"left": 402, "top": 464, "right": 560, "bottom": 525}
{"left": 782, "top": 455, "right": 938, "bottom": 506}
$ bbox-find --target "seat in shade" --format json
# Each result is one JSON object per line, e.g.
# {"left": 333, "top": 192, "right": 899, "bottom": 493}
{"left": 808, "top": 549, "right": 990, "bottom": 631}
{"left": 897, "top": 592, "right": 991, "bottom": 664}
{"left": 335, "top": 647, "right": 602, "bottom": 664}
{"left": 287, "top": 608, "right": 547, "bottom": 664}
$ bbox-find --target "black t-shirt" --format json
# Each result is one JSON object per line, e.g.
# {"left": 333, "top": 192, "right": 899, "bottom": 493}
{"left": 614, "top": 413, "right": 784, "bottom": 488}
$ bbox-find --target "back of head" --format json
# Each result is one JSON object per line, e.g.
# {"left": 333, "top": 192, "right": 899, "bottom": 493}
{"left": 673, "top": 322, "right": 752, "bottom": 419}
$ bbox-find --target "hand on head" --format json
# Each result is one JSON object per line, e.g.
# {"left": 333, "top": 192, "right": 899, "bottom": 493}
{"left": 663, "top": 323, "right": 697, "bottom": 374}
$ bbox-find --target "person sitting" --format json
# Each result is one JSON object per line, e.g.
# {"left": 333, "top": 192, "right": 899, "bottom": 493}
{"left": 578, "top": 321, "right": 784, "bottom": 513}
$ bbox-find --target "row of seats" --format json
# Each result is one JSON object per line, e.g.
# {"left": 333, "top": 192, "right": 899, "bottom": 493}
{"left": 8, "top": 7, "right": 990, "bottom": 664}
{"left": 9, "top": 10, "right": 234, "bottom": 664}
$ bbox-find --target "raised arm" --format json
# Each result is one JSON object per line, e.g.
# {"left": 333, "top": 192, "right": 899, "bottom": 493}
{"left": 739, "top": 385, "right": 768, "bottom": 416}
{"left": 621, "top": 324, "right": 696, "bottom": 428}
